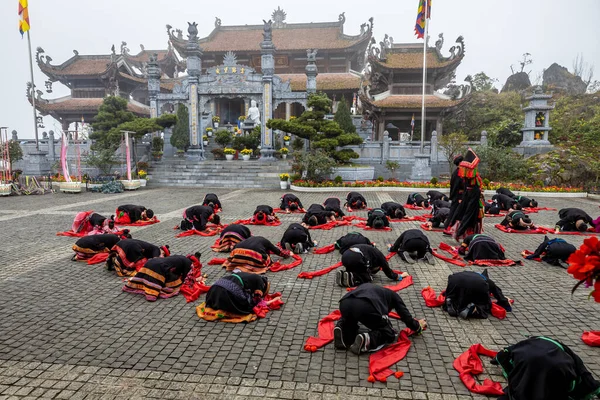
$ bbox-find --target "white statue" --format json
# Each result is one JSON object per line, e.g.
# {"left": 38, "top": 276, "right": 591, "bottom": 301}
{"left": 247, "top": 100, "right": 261, "bottom": 125}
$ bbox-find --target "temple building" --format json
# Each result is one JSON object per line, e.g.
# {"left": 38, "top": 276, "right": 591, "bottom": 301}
{"left": 360, "top": 33, "right": 467, "bottom": 141}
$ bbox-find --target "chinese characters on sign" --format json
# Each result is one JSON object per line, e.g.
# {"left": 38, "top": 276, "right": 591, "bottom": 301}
{"left": 190, "top": 84, "right": 198, "bottom": 146}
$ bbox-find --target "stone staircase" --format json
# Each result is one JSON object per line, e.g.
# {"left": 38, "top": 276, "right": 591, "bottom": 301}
{"left": 148, "top": 158, "right": 292, "bottom": 188}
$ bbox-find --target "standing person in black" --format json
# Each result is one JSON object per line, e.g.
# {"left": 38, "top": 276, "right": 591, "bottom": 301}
{"left": 444, "top": 155, "right": 465, "bottom": 233}
{"left": 389, "top": 229, "right": 435, "bottom": 265}
{"left": 335, "top": 244, "right": 406, "bottom": 287}
{"left": 333, "top": 284, "right": 427, "bottom": 354}
{"left": 280, "top": 223, "right": 315, "bottom": 254}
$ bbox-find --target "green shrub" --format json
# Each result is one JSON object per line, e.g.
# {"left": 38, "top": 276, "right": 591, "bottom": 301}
{"left": 430, "top": 177, "right": 438, "bottom": 185}
{"left": 152, "top": 137, "right": 164, "bottom": 152}
{"left": 215, "top": 130, "right": 233, "bottom": 148}
{"left": 211, "top": 148, "right": 225, "bottom": 160}
{"left": 291, "top": 150, "right": 336, "bottom": 182}
{"left": 334, "top": 175, "right": 343, "bottom": 184}
{"left": 476, "top": 145, "right": 527, "bottom": 182}
{"left": 292, "top": 137, "right": 304, "bottom": 151}
{"left": 376, "top": 176, "right": 384, "bottom": 182}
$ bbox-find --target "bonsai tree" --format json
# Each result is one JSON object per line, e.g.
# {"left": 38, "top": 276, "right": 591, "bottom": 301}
{"left": 170, "top": 104, "right": 190, "bottom": 151}
{"left": 152, "top": 137, "right": 164, "bottom": 158}
{"left": 267, "top": 92, "right": 363, "bottom": 163}
{"left": 333, "top": 97, "right": 356, "bottom": 134}
{"left": 215, "top": 130, "right": 233, "bottom": 148}
{"left": 90, "top": 96, "right": 136, "bottom": 152}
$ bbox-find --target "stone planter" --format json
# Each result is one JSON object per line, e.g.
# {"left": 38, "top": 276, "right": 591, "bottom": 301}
{"left": 121, "top": 180, "right": 141, "bottom": 191}
{"left": 0, "top": 183, "right": 12, "bottom": 196}
{"left": 284, "top": 141, "right": 290, "bottom": 146}
{"left": 213, "top": 122, "right": 219, "bottom": 129}
{"left": 280, "top": 181, "right": 288, "bottom": 190}
{"left": 139, "top": 179, "right": 147, "bottom": 187}
{"left": 330, "top": 166, "right": 375, "bottom": 181}
{"left": 282, "top": 154, "right": 287, "bottom": 160}
{"left": 225, "top": 154, "right": 234, "bottom": 161}
{"left": 203, "top": 141, "right": 209, "bottom": 146}
{"left": 242, "top": 155, "right": 251, "bottom": 161}
{"left": 60, "top": 181, "right": 82, "bottom": 193}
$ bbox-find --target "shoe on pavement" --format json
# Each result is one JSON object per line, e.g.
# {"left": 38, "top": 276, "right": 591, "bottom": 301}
{"left": 350, "top": 333, "right": 369, "bottom": 355}
{"left": 333, "top": 326, "right": 346, "bottom": 349}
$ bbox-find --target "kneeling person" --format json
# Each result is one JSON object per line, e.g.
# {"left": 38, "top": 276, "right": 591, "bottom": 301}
{"left": 555, "top": 207, "right": 594, "bottom": 233}
{"left": 252, "top": 205, "right": 278, "bottom": 224}
{"left": 335, "top": 232, "right": 373, "bottom": 254}
{"left": 500, "top": 210, "right": 534, "bottom": 230}
{"left": 334, "top": 283, "right": 427, "bottom": 354}
{"left": 72, "top": 232, "right": 129, "bottom": 261}
{"left": 524, "top": 236, "right": 576, "bottom": 267}
{"left": 380, "top": 201, "right": 406, "bottom": 219}
{"left": 428, "top": 206, "right": 450, "bottom": 229}
{"left": 458, "top": 234, "right": 505, "bottom": 261}
{"left": 206, "top": 272, "right": 275, "bottom": 315}
{"left": 223, "top": 236, "right": 290, "bottom": 274}
{"left": 336, "top": 244, "right": 405, "bottom": 287}
{"left": 202, "top": 193, "right": 222, "bottom": 211}
{"left": 389, "top": 229, "right": 434, "bottom": 265}
{"left": 214, "top": 224, "right": 251, "bottom": 253}
{"left": 345, "top": 192, "right": 367, "bottom": 211}
{"left": 366, "top": 208, "right": 390, "bottom": 229}
{"left": 280, "top": 193, "right": 305, "bottom": 213}
{"left": 280, "top": 223, "right": 314, "bottom": 254}
{"left": 302, "top": 204, "right": 336, "bottom": 227}
{"left": 180, "top": 205, "right": 220, "bottom": 231}
{"left": 116, "top": 204, "right": 154, "bottom": 224}
{"left": 406, "top": 193, "right": 429, "bottom": 208}
{"left": 323, "top": 197, "right": 345, "bottom": 218}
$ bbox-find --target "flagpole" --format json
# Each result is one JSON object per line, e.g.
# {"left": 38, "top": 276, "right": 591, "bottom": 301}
{"left": 26, "top": 30, "right": 40, "bottom": 151}
{"left": 419, "top": 6, "right": 428, "bottom": 153}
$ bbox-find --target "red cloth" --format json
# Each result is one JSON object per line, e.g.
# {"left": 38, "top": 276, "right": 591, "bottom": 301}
{"left": 304, "top": 310, "right": 341, "bottom": 352}
{"left": 353, "top": 221, "right": 393, "bottom": 231}
{"left": 490, "top": 303, "right": 507, "bottom": 319}
{"left": 453, "top": 344, "right": 504, "bottom": 396}
{"left": 421, "top": 287, "right": 446, "bottom": 307}
{"left": 485, "top": 212, "right": 507, "bottom": 218}
{"left": 347, "top": 275, "right": 413, "bottom": 293}
{"left": 116, "top": 216, "right": 160, "bottom": 226}
{"left": 369, "top": 327, "right": 415, "bottom": 382}
{"left": 537, "top": 226, "right": 600, "bottom": 236}
{"left": 521, "top": 249, "right": 541, "bottom": 261}
{"left": 252, "top": 292, "right": 284, "bottom": 318}
{"left": 87, "top": 253, "right": 110, "bottom": 265}
{"left": 495, "top": 224, "right": 547, "bottom": 234}
{"left": 523, "top": 207, "right": 557, "bottom": 213}
{"left": 314, "top": 244, "right": 336, "bottom": 254}
{"left": 232, "top": 218, "right": 281, "bottom": 226}
{"left": 208, "top": 258, "right": 227, "bottom": 265}
{"left": 269, "top": 254, "right": 303, "bottom": 272}
{"left": 274, "top": 208, "right": 305, "bottom": 214}
{"left": 345, "top": 207, "right": 369, "bottom": 213}
{"left": 181, "top": 282, "right": 210, "bottom": 303}
{"left": 582, "top": 331, "right": 600, "bottom": 347}
{"left": 56, "top": 230, "right": 86, "bottom": 237}
{"left": 309, "top": 220, "right": 352, "bottom": 230}
{"left": 176, "top": 224, "right": 224, "bottom": 238}
{"left": 404, "top": 204, "right": 431, "bottom": 210}
{"left": 390, "top": 215, "right": 428, "bottom": 223}
{"left": 298, "top": 262, "right": 343, "bottom": 279}
{"left": 420, "top": 223, "right": 445, "bottom": 232}
{"left": 470, "top": 259, "right": 521, "bottom": 267}
{"left": 433, "top": 242, "right": 467, "bottom": 267}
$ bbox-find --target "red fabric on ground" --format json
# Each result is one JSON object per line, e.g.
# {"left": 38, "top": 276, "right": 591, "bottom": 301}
{"left": 304, "top": 310, "right": 341, "bottom": 352}
{"left": 87, "top": 253, "right": 109, "bottom": 265}
{"left": 343, "top": 215, "right": 367, "bottom": 222}
{"left": 433, "top": 242, "right": 467, "bottom": 267}
{"left": 420, "top": 223, "right": 445, "bottom": 232}
{"left": 232, "top": 218, "right": 281, "bottom": 226}
{"left": 298, "top": 262, "right": 343, "bottom": 279}
{"left": 490, "top": 303, "right": 507, "bottom": 319}
{"left": 253, "top": 292, "right": 285, "bottom": 318}
{"left": 314, "top": 244, "right": 336, "bottom": 254}
{"left": 176, "top": 224, "right": 224, "bottom": 238}
{"left": 346, "top": 275, "right": 413, "bottom": 293}
{"left": 453, "top": 344, "right": 504, "bottom": 396}
{"left": 537, "top": 226, "right": 600, "bottom": 236}
{"left": 345, "top": 207, "right": 370, "bottom": 213}
{"left": 390, "top": 215, "right": 428, "bottom": 223}
{"left": 404, "top": 204, "right": 431, "bottom": 210}
{"left": 422, "top": 287, "right": 446, "bottom": 307}
{"left": 521, "top": 249, "right": 541, "bottom": 261}
{"left": 270, "top": 254, "right": 303, "bottom": 272}
{"left": 57, "top": 231, "right": 86, "bottom": 237}
{"left": 582, "top": 331, "right": 600, "bottom": 347}
{"left": 494, "top": 224, "right": 547, "bottom": 234}
{"left": 369, "top": 327, "right": 416, "bottom": 382}
{"left": 309, "top": 220, "right": 352, "bottom": 230}
{"left": 523, "top": 207, "right": 557, "bottom": 213}
{"left": 181, "top": 282, "right": 210, "bottom": 303}
{"left": 274, "top": 208, "right": 306, "bottom": 214}
{"left": 116, "top": 217, "right": 160, "bottom": 226}
{"left": 208, "top": 258, "right": 227, "bottom": 265}
{"left": 114, "top": 213, "right": 131, "bottom": 224}
{"left": 470, "top": 259, "right": 521, "bottom": 267}
{"left": 485, "top": 212, "right": 507, "bottom": 218}
{"left": 353, "top": 221, "right": 393, "bottom": 231}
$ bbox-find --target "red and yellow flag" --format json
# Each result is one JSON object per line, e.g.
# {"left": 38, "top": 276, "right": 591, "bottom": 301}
{"left": 18, "top": 0, "right": 30, "bottom": 36}
{"left": 414, "top": 0, "right": 431, "bottom": 39}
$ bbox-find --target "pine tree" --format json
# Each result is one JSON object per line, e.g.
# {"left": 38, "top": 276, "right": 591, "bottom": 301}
{"left": 334, "top": 97, "right": 356, "bottom": 134}
{"left": 267, "top": 93, "right": 363, "bottom": 163}
{"left": 90, "top": 96, "right": 135, "bottom": 151}
{"left": 170, "top": 104, "right": 190, "bottom": 151}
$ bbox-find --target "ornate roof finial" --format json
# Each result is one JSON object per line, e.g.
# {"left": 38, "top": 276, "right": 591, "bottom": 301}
{"left": 215, "top": 17, "right": 222, "bottom": 28}
{"left": 307, "top": 49, "right": 318, "bottom": 62}
{"left": 120, "top": 41, "right": 129, "bottom": 55}
{"left": 140, "top": 44, "right": 145, "bottom": 52}
{"left": 262, "top": 20, "right": 273, "bottom": 41}
{"left": 339, "top": 12, "right": 346, "bottom": 25}
{"left": 73, "top": 50, "right": 79, "bottom": 56}
{"left": 272, "top": 7, "right": 286, "bottom": 28}
{"left": 223, "top": 51, "right": 237, "bottom": 66}
{"left": 187, "top": 22, "right": 199, "bottom": 40}
{"left": 111, "top": 45, "right": 116, "bottom": 56}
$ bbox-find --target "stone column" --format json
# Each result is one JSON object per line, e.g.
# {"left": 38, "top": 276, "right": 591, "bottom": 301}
{"left": 11, "top": 130, "right": 18, "bottom": 141}
{"left": 435, "top": 117, "right": 443, "bottom": 136}
{"left": 480, "top": 130, "right": 488, "bottom": 147}
{"left": 48, "top": 130, "right": 56, "bottom": 161}
{"left": 260, "top": 21, "right": 276, "bottom": 160}
{"left": 184, "top": 22, "right": 205, "bottom": 161}
{"left": 430, "top": 130, "right": 438, "bottom": 162}
{"left": 285, "top": 103, "right": 291, "bottom": 120}
{"left": 305, "top": 49, "right": 318, "bottom": 94}
{"left": 382, "top": 131, "right": 390, "bottom": 163}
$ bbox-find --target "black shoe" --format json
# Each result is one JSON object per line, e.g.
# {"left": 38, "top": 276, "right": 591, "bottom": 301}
{"left": 294, "top": 243, "right": 304, "bottom": 254}
{"left": 334, "top": 270, "right": 343, "bottom": 287}
{"left": 350, "top": 333, "right": 369, "bottom": 355}
{"left": 71, "top": 254, "right": 77, "bottom": 262}
{"left": 333, "top": 326, "right": 346, "bottom": 349}
{"left": 424, "top": 252, "right": 435, "bottom": 265}
{"left": 402, "top": 251, "right": 416, "bottom": 264}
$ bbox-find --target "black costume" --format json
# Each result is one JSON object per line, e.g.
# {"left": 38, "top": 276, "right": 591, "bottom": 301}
{"left": 181, "top": 205, "right": 215, "bottom": 231}
{"left": 443, "top": 270, "right": 511, "bottom": 319}
{"left": 345, "top": 192, "right": 367, "bottom": 209}
{"left": 459, "top": 234, "right": 505, "bottom": 261}
{"left": 556, "top": 208, "right": 594, "bottom": 232}
{"left": 89, "top": 213, "right": 109, "bottom": 228}
{"left": 380, "top": 202, "right": 406, "bottom": 219}
{"left": 280, "top": 194, "right": 304, "bottom": 211}
{"left": 206, "top": 272, "right": 270, "bottom": 315}
{"left": 335, "top": 232, "right": 372, "bottom": 254}
{"left": 338, "top": 244, "right": 399, "bottom": 286}
{"left": 484, "top": 202, "right": 501, "bottom": 215}
{"left": 427, "top": 190, "right": 449, "bottom": 203}
{"left": 492, "top": 194, "right": 521, "bottom": 211}
{"left": 390, "top": 229, "right": 432, "bottom": 259}
{"left": 123, "top": 255, "right": 194, "bottom": 301}
{"left": 431, "top": 199, "right": 451, "bottom": 212}
{"left": 406, "top": 193, "right": 428, "bottom": 208}
{"left": 366, "top": 208, "right": 389, "bottom": 229}
{"left": 117, "top": 204, "right": 150, "bottom": 223}
{"left": 302, "top": 204, "right": 335, "bottom": 226}
{"left": 280, "top": 223, "right": 314, "bottom": 253}
{"left": 72, "top": 234, "right": 122, "bottom": 261}
{"left": 429, "top": 207, "right": 450, "bottom": 228}
{"left": 500, "top": 210, "right": 532, "bottom": 230}
{"left": 223, "top": 236, "right": 285, "bottom": 274}
{"left": 214, "top": 224, "right": 252, "bottom": 252}
{"left": 493, "top": 336, "right": 600, "bottom": 400}
{"left": 323, "top": 197, "right": 345, "bottom": 218}
{"left": 495, "top": 188, "right": 516, "bottom": 198}
{"left": 335, "top": 284, "right": 421, "bottom": 353}
{"left": 202, "top": 193, "right": 222, "bottom": 210}
{"left": 107, "top": 239, "right": 164, "bottom": 276}
{"left": 445, "top": 156, "right": 466, "bottom": 230}
{"left": 515, "top": 195, "right": 537, "bottom": 208}
{"left": 526, "top": 236, "right": 577, "bottom": 267}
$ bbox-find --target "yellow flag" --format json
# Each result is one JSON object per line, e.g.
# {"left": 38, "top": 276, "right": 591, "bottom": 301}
{"left": 19, "top": 0, "right": 30, "bottom": 36}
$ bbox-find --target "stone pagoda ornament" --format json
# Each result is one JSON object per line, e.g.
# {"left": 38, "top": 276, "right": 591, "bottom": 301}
{"left": 517, "top": 86, "right": 554, "bottom": 155}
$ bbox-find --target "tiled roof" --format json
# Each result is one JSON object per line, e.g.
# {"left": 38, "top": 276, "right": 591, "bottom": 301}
{"left": 373, "top": 49, "right": 461, "bottom": 70}
{"left": 36, "top": 97, "right": 150, "bottom": 116}
{"left": 125, "top": 50, "right": 169, "bottom": 63}
{"left": 200, "top": 25, "right": 369, "bottom": 52}
{"left": 371, "top": 95, "right": 462, "bottom": 109}
{"left": 277, "top": 73, "right": 361, "bottom": 91}
{"left": 43, "top": 56, "right": 113, "bottom": 76}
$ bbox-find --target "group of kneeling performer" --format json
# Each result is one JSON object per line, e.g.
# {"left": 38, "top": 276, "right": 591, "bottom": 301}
{"left": 67, "top": 191, "right": 600, "bottom": 399}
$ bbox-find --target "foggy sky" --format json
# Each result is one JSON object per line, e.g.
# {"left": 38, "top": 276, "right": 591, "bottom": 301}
{"left": 1, "top": 0, "right": 599, "bottom": 139}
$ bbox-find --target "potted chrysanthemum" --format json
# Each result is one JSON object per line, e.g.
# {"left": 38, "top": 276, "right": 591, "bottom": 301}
{"left": 280, "top": 147, "right": 289, "bottom": 160}
{"left": 212, "top": 116, "right": 220, "bottom": 128}
{"left": 224, "top": 147, "right": 236, "bottom": 161}
{"left": 138, "top": 170, "right": 148, "bottom": 187}
{"left": 240, "top": 148, "right": 253, "bottom": 161}
{"left": 283, "top": 135, "right": 291, "bottom": 146}
{"left": 206, "top": 127, "right": 213, "bottom": 137}
{"left": 279, "top": 173, "right": 290, "bottom": 190}
{"left": 203, "top": 135, "right": 209, "bottom": 146}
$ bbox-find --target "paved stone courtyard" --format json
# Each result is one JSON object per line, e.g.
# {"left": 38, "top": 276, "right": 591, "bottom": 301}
{"left": 0, "top": 188, "right": 599, "bottom": 399}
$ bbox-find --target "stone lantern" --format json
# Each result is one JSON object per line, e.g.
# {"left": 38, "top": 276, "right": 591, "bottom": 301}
{"left": 517, "top": 86, "right": 554, "bottom": 155}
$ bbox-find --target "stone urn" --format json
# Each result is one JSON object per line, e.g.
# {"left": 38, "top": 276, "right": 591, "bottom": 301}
{"left": 0, "top": 183, "right": 11, "bottom": 196}
{"left": 59, "top": 181, "right": 82, "bottom": 193}
{"left": 279, "top": 180, "right": 288, "bottom": 190}
{"left": 242, "top": 155, "right": 251, "bottom": 161}
{"left": 120, "top": 180, "right": 141, "bottom": 191}
{"left": 225, "top": 154, "right": 234, "bottom": 161}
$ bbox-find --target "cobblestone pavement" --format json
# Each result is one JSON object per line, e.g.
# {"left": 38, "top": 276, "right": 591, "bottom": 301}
{"left": 0, "top": 188, "right": 599, "bottom": 399}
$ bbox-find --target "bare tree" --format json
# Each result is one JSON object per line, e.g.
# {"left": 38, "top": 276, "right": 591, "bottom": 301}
{"left": 510, "top": 53, "right": 533, "bottom": 75}
{"left": 572, "top": 53, "right": 595, "bottom": 87}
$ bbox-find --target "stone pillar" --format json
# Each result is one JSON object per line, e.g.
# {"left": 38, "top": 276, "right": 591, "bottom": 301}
{"left": 48, "top": 130, "right": 56, "bottom": 161}
{"left": 430, "top": 130, "right": 438, "bottom": 162}
{"left": 305, "top": 49, "right": 318, "bottom": 94}
{"left": 260, "top": 21, "right": 276, "bottom": 160}
{"left": 11, "top": 130, "right": 17, "bottom": 141}
{"left": 285, "top": 103, "right": 291, "bottom": 120}
{"left": 409, "top": 154, "right": 432, "bottom": 182}
{"left": 147, "top": 54, "right": 161, "bottom": 120}
{"left": 184, "top": 22, "right": 205, "bottom": 161}
{"left": 435, "top": 117, "right": 443, "bottom": 136}
{"left": 480, "top": 130, "right": 488, "bottom": 147}
{"left": 382, "top": 131, "right": 390, "bottom": 163}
